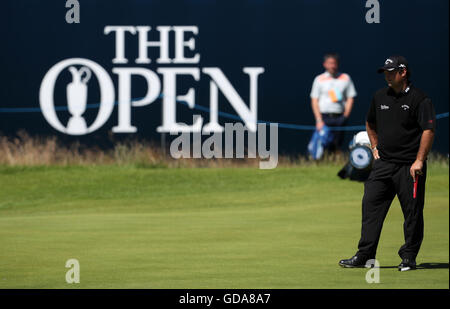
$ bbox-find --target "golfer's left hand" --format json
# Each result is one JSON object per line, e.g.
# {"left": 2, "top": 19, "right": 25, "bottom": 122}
{"left": 410, "top": 159, "right": 424, "bottom": 180}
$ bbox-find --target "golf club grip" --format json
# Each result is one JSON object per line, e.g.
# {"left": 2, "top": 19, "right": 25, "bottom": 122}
{"left": 413, "top": 175, "right": 418, "bottom": 199}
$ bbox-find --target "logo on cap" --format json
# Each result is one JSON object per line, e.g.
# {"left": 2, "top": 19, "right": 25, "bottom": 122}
{"left": 385, "top": 59, "right": 393, "bottom": 65}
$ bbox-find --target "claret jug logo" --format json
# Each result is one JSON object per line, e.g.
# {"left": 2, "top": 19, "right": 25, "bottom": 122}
{"left": 39, "top": 26, "right": 265, "bottom": 136}
{"left": 40, "top": 58, "right": 115, "bottom": 135}
{"left": 66, "top": 66, "right": 91, "bottom": 133}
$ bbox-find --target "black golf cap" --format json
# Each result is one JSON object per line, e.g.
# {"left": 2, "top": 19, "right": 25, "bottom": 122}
{"left": 377, "top": 55, "right": 409, "bottom": 73}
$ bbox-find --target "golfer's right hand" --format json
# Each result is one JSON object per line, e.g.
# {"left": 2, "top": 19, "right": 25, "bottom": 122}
{"left": 316, "top": 120, "right": 325, "bottom": 131}
{"left": 372, "top": 147, "right": 380, "bottom": 160}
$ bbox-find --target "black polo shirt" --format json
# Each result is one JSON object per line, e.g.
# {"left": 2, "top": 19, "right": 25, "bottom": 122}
{"left": 366, "top": 84, "right": 436, "bottom": 164}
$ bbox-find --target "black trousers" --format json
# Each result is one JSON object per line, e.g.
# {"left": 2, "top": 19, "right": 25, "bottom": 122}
{"left": 356, "top": 159, "right": 427, "bottom": 260}
{"left": 321, "top": 113, "right": 347, "bottom": 151}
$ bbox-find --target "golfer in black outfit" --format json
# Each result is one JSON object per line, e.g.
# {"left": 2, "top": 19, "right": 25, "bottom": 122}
{"left": 339, "top": 56, "right": 436, "bottom": 271}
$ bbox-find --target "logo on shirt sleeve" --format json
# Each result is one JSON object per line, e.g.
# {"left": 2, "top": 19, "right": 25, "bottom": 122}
{"left": 380, "top": 104, "right": 389, "bottom": 110}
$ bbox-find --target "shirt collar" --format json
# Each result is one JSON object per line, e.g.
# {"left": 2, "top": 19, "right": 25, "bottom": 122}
{"left": 388, "top": 83, "right": 412, "bottom": 97}
{"left": 324, "top": 71, "right": 340, "bottom": 78}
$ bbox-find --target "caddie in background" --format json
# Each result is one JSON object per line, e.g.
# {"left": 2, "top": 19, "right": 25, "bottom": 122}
{"left": 339, "top": 55, "right": 436, "bottom": 271}
{"left": 310, "top": 53, "right": 357, "bottom": 153}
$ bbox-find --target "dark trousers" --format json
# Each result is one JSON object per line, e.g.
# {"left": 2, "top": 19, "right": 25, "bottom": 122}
{"left": 356, "top": 159, "right": 427, "bottom": 260}
{"left": 321, "top": 113, "right": 347, "bottom": 151}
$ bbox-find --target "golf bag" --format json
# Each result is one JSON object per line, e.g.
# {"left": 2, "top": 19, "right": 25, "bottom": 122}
{"left": 338, "top": 131, "right": 374, "bottom": 182}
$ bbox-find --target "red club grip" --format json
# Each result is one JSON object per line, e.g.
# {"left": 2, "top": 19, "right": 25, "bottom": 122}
{"left": 413, "top": 175, "right": 418, "bottom": 199}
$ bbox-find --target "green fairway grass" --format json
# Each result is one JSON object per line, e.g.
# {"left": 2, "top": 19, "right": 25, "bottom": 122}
{"left": 0, "top": 164, "right": 448, "bottom": 288}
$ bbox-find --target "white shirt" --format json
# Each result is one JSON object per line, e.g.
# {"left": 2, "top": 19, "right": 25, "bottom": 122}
{"left": 310, "top": 71, "right": 357, "bottom": 114}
